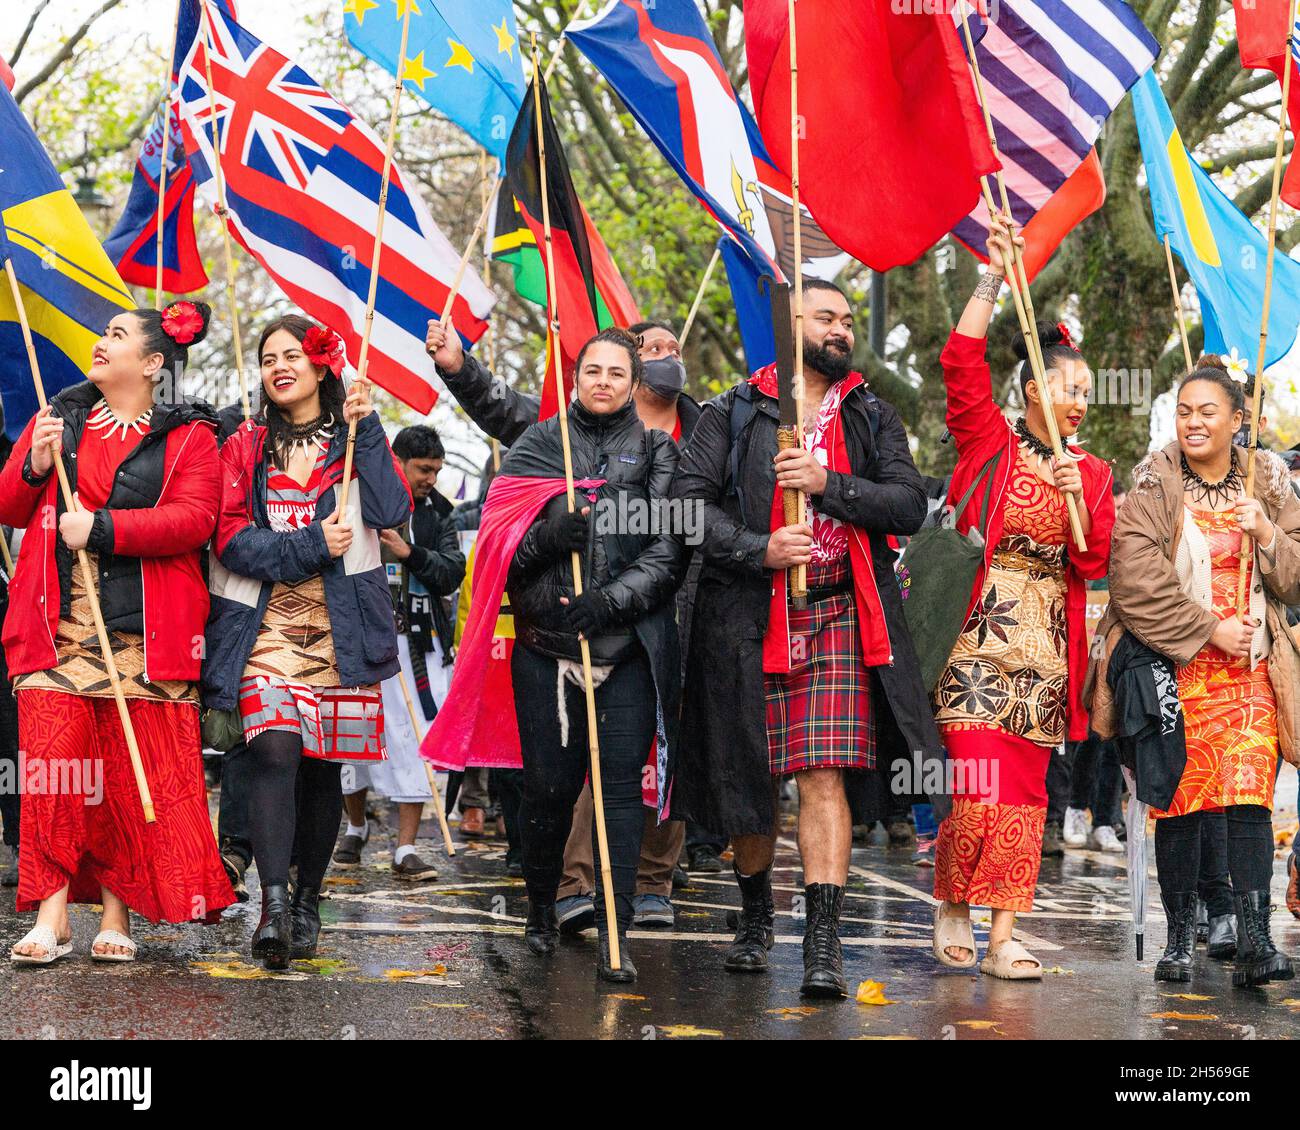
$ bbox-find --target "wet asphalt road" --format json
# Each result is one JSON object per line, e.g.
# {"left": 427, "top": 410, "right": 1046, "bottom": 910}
{"left": 1, "top": 771, "right": 1298, "bottom": 1041}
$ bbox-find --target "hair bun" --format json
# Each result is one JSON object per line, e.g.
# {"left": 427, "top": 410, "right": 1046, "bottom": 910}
{"left": 1012, "top": 320, "right": 1066, "bottom": 364}
{"left": 189, "top": 301, "right": 213, "bottom": 346}
{"left": 1194, "top": 353, "right": 1228, "bottom": 373}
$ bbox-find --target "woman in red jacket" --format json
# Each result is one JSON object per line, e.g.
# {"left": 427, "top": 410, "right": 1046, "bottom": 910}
{"left": 929, "top": 216, "right": 1114, "bottom": 979}
{"left": 2, "top": 300, "right": 234, "bottom": 965}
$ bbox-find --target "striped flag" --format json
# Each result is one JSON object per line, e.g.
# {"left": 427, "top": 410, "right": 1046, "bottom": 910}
{"left": 174, "top": 3, "right": 495, "bottom": 412}
{"left": 951, "top": 0, "right": 1159, "bottom": 279}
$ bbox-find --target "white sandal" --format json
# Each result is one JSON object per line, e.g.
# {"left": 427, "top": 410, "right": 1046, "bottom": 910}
{"left": 90, "top": 929, "right": 136, "bottom": 963}
{"left": 979, "top": 937, "right": 1043, "bottom": 980}
{"left": 932, "top": 903, "right": 978, "bottom": 968}
{"left": 10, "top": 924, "right": 73, "bottom": 965}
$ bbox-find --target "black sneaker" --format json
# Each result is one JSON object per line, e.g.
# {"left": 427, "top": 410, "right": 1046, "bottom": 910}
{"left": 687, "top": 844, "right": 724, "bottom": 874}
{"left": 392, "top": 852, "right": 438, "bottom": 882}
{"left": 672, "top": 864, "right": 690, "bottom": 890}
{"left": 332, "top": 825, "right": 369, "bottom": 869}
{"left": 887, "top": 819, "right": 916, "bottom": 848}
{"left": 221, "top": 850, "right": 249, "bottom": 903}
{"left": 1041, "top": 821, "right": 1065, "bottom": 858}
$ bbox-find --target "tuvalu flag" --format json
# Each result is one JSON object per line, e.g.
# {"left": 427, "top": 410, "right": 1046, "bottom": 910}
{"left": 0, "top": 83, "right": 133, "bottom": 441}
{"left": 504, "top": 78, "right": 639, "bottom": 417}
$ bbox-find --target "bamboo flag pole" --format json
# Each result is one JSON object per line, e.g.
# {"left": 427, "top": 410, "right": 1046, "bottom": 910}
{"left": 199, "top": 0, "right": 251, "bottom": 419}
{"left": 396, "top": 669, "right": 456, "bottom": 856}
{"left": 4, "top": 259, "right": 156, "bottom": 823}
{"left": 154, "top": 0, "right": 184, "bottom": 311}
{"left": 531, "top": 36, "right": 620, "bottom": 969}
{"left": 543, "top": 0, "right": 594, "bottom": 83}
{"left": 1237, "top": 0, "right": 1299, "bottom": 616}
{"left": 787, "top": 0, "right": 808, "bottom": 604}
{"left": 956, "top": 1, "right": 1086, "bottom": 553}
{"left": 678, "top": 245, "right": 720, "bottom": 350}
{"left": 336, "top": 5, "right": 413, "bottom": 521}
{"left": 436, "top": 181, "right": 498, "bottom": 331}
{"left": 0, "top": 534, "right": 13, "bottom": 577}
{"left": 480, "top": 152, "right": 503, "bottom": 474}
{"left": 1164, "top": 234, "right": 1194, "bottom": 373}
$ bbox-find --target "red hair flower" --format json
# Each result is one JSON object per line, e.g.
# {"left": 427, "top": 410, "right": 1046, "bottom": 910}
{"left": 161, "top": 301, "right": 203, "bottom": 345}
{"left": 301, "top": 325, "right": 346, "bottom": 377}
{"left": 1056, "top": 321, "right": 1080, "bottom": 353}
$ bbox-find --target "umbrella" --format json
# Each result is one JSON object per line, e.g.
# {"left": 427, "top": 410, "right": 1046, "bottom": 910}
{"left": 1122, "top": 765, "right": 1149, "bottom": 960}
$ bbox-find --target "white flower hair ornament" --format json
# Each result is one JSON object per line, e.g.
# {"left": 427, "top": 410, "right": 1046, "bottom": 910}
{"left": 1223, "top": 348, "right": 1250, "bottom": 384}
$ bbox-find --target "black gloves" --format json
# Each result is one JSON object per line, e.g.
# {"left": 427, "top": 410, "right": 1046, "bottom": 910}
{"left": 535, "top": 507, "right": 589, "bottom": 559}
{"left": 564, "top": 589, "right": 612, "bottom": 637}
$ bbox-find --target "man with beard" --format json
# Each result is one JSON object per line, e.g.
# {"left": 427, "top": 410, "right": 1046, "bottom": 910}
{"left": 671, "top": 279, "right": 947, "bottom": 997}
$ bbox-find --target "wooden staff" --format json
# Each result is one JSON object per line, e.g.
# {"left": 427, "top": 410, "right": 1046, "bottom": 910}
{"left": 336, "top": 5, "right": 413, "bottom": 521}
{"left": 199, "top": 0, "right": 251, "bottom": 419}
{"left": 395, "top": 669, "right": 456, "bottom": 856}
{"left": 3, "top": 259, "right": 156, "bottom": 823}
{"left": 1237, "top": 0, "right": 1299, "bottom": 615}
{"left": 479, "top": 152, "right": 503, "bottom": 475}
{"left": 0, "top": 530, "right": 13, "bottom": 576}
{"left": 436, "top": 179, "right": 498, "bottom": 332}
{"left": 543, "top": 0, "right": 595, "bottom": 83}
{"left": 957, "top": 1, "right": 1087, "bottom": 553}
{"left": 154, "top": 0, "right": 184, "bottom": 311}
{"left": 1164, "top": 233, "right": 1194, "bottom": 372}
{"left": 787, "top": 0, "right": 807, "bottom": 602}
{"left": 531, "top": 36, "right": 620, "bottom": 969}
{"left": 679, "top": 245, "right": 720, "bottom": 350}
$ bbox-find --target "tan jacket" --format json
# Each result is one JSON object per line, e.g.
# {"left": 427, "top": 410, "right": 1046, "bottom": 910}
{"left": 1086, "top": 442, "right": 1300, "bottom": 765}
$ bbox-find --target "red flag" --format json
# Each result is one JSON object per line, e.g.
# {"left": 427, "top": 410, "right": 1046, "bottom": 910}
{"left": 744, "top": 0, "right": 999, "bottom": 271}
{"left": 956, "top": 149, "right": 1106, "bottom": 283}
{"left": 1234, "top": 0, "right": 1300, "bottom": 209}
{"left": 0, "top": 54, "right": 14, "bottom": 92}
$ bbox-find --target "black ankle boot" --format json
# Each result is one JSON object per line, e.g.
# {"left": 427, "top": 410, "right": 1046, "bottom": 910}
{"left": 1233, "top": 890, "right": 1295, "bottom": 987}
{"left": 597, "top": 929, "right": 637, "bottom": 984}
{"left": 1195, "top": 898, "right": 1209, "bottom": 943}
{"left": 290, "top": 884, "right": 322, "bottom": 959}
{"left": 251, "top": 883, "right": 292, "bottom": 970}
{"left": 724, "top": 867, "right": 775, "bottom": 973}
{"left": 524, "top": 901, "right": 559, "bottom": 956}
{"left": 800, "top": 883, "right": 847, "bottom": 999}
{"left": 1154, "top": 891, "right": 1196, "bottom": 982}
{"left": 1206, "top": 912, "right": 1237, "bottom": 960}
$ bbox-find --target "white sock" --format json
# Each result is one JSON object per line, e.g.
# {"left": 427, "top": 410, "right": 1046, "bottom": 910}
{"left": 394, "top": 844, "right": 417, "bottom": 864}
{"left": 345, "top": 822, "right": 368, "bottom": 840}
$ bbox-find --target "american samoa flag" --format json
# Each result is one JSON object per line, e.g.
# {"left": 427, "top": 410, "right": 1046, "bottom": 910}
{"left": 951, "top": 0, "right": 1159, "bottom": 280}
{"left": 174, "top": 3, "right": 494, "bottom": 412}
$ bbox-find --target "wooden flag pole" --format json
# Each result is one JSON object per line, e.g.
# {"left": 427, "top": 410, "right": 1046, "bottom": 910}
{"left": 956, "top": 1, "right": 1086, "bottom": 552}
{"left": 154, "top": 0, "right": 184, "bottom": 311}
{"left": 678, "top": 245, "right": 720, "bottom": 350}
{"left": 1164, "top": 234, "right": 1194, "bottom": 373}
{"left": 436, "top": 179, "right": 498, "bottom": 331}
{"left": 199, "top": 0, "right": 251, "bottom": 419}
{"left": 1237, "top": 0, "right": 1299, "bottom": 616}
{"left": 787, "top": 0, "right": 808, "bottom": 603}
{"left": 396, "top": 669, "right": 456, "bottom": 856}
{"left": 543, "top": 0, "right": 595, "bottom": 83}
{"left": 4, "top": 258, "right": 156, "bottom": 823}
{"left": 0, "top": 533, "right": 13, "bottom": 577}
{"left": 337, "top": 5, "right": 413, "bottom": 520}
{"left": 531, "top": 36, "right": 620, "bottom": 969}
{"left": 480, "top": 152, "right": 502, "bottom": 474}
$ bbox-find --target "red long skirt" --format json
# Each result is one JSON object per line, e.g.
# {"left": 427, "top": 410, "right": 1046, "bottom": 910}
{"left": 15, "top": 690, "right": 235, "bottom": 923}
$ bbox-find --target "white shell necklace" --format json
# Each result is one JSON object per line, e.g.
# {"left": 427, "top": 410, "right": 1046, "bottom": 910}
{"left": 86, "top": 398, "right": 151, "bottom": 440}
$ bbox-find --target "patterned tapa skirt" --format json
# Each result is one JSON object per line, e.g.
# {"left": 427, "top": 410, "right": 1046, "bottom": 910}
{"left": 239, "top": 675, "right": 386, "bottom": 761}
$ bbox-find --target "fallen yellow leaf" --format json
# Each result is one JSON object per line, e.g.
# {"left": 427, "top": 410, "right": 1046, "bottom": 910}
{"left": 1166, "top": 993, "right": 1215, "bottom": 1001}
{"left": 191, "top": 961, "right": 274, "bottom": 980}
{"left": 658, "top": 1024, "right": 724, "bottom": 1039}
{"left": 609, "top": 993, "right": 646, "bottom": 1001}
{"left": 385, "top": 965, "right": 447, "bottom": 981}
{"left": 855, "top": 980, "right": 895, "bottom": 1006}
{"left": 854, "top": 1034, "right": 920, "bottom": 1040}
{"left": 1150, "top": 1011, "right": 1218, "bottom": 1021}
{"left": 1040, "top": 966, "right": 1075, "bottom": 975}
{"left": 324, "top": 876, "right": 361, "bottom": 886}
{"left": 767, "top": 1006, "right": 818, "bottom": 1017}
{"left": 956, "top": 1020, "right": 1002, "bottom": 1031}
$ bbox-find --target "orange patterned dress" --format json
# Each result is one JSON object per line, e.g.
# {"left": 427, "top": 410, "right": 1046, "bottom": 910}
{"left": 933, "top": 454, "right": 1071, "bottom": 913}
{"left": 1160, "top": 507, "right": 1278, "bottom": 818}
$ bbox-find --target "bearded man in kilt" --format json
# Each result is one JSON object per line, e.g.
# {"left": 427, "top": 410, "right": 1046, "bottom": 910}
{"left": 671, "top": 280, "right": 949, "bottom": 998}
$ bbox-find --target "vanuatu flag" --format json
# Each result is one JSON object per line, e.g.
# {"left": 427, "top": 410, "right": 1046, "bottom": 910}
{"left": 504, "top": 78, "right": 639, "bottom": 416}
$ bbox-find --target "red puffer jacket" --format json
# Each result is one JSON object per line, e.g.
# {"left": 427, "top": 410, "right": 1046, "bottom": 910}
{"left": 0, "top": 386, "right": 220, "bottom": 682}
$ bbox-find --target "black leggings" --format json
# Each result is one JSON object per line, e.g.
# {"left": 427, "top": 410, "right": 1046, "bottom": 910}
{"left": 512, "top": 642, "right": 656, "bottom": 931}
{"left": 1155, "top": 805, "right": 1273, "bottom": 898}
{"left": 246, "top": 730, "right": 343, "bottom": 890}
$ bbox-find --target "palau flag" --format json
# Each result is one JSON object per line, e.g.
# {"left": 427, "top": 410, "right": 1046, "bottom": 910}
{"left": 1132, "top": 68, "right": 1300, "bottom": 372}
{"left": 343, "top": 0, "right": 526, "bottom": 164}
{"left": 0, "top": 82, "right": 133, "bottom": 441}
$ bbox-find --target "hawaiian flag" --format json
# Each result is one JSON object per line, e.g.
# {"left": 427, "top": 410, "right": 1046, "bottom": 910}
{"left": 951, "top": 0, "right": 1159, "bottom": 281}
{"left": 173, "top": 2, "right": 495, "bottom": 412}
{"left": 1235, "top": 0, "right": 1300, "bottom": 210}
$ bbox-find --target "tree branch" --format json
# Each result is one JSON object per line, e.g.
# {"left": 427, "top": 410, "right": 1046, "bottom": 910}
{"left": 7, "top": 0, "right": 52, "bottom": 69}
{"left": 13, "top": 0, "right": 126, "bottom": 105}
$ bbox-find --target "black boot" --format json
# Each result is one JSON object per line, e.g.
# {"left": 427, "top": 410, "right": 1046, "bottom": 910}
{"left": 251, "top": 882, "right": 292, "bottom": 971}
{"left": 723, "top": 867, "right": 775, "bottom": 974}
{"left": 524, "top": 901, "right": 559, "bottom": 956}
{"left": 1195, "top": 898, "right": 1209, "bottom": 944}
{"left": 1154, "top": 891, "right": 1196, "bottom": 982}
{"left": 597, "top": 929, "right": 637, "bottom": 984}
{"left": 1206, "top": 913, "right": 1237, "bottom": 960}
{"left": 290, "top": 884, "right": 322, "bottom": 959}
{"left": 1232, "top": 890, "right": 1295, "bottom": 987}
{"left": 800, "top": 883, "right": 847, "bottom": 999}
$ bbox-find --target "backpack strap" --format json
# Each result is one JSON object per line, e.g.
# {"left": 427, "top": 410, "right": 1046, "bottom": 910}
{"left": 726, "top": 383, "right": 761, "bottom": 511}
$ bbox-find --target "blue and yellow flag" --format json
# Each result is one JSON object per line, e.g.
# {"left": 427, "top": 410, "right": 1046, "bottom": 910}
{"left": 0, "top": 83, "right": 133, "bottom": 440}
{"left": 1132, "top": 68, "right": 1300, "bottom": 372}
{"left": 344, "top": 0, "right": 526, "bottom": 164}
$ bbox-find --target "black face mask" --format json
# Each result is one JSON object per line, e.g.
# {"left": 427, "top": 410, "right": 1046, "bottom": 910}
{"left": 641, "top": 356, "right": 686, "bottom": 401}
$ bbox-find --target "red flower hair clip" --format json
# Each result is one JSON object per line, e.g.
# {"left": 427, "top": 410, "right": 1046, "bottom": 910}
{"left": 1056, "top": 321, "right": 1080, "bottom": 353}
{"left": 301, "top": 325, "right": 346, "bottom": 377}
{"left": 161, "top": 301, "right": 204, "bottom": 346}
